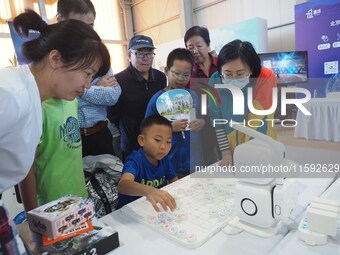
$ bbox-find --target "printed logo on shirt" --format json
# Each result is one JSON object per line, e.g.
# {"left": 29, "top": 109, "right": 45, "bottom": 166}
{"left": 59, "top": 117, "right": 81, "bottom": 149}
{"left": 141, "top": 176, "right": 166, "bottom": 188}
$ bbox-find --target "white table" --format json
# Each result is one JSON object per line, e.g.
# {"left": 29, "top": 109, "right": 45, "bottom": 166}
{"left": 100, "top": 177, "right": 335, "bottom": 255}
{"left": 294, "top": 98, "right": 340, "bottom": 142}
{"left": 268, "top": 231, "right": 340, "bottom": 255}
{"left": 269, "top": 179, "right": 340, "bottom": 255}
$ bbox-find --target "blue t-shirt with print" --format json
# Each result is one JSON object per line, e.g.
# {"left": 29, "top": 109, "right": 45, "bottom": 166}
{"left": 118, "top": 148, "right": 177, "bottom": 208}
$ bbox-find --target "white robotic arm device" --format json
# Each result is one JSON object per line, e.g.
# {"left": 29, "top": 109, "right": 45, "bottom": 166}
{"left": 229, "top": 122, "right": 298, "bottom": 237}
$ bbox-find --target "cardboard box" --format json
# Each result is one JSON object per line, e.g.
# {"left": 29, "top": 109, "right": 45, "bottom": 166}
{"left": 27, "top": 195, "right": 94, "bottom": 239}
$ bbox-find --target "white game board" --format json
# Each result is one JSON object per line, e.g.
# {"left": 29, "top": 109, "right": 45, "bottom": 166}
{"left": 120, "top": 177, "right": 237, "bottom": 248}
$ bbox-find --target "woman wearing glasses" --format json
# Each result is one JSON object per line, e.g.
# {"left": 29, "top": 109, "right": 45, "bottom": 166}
{"left": 108, "top": 35, "right": 167, "bottom": 161}
{"left": 208, "top": 40, "right": 277, "bottom": 166}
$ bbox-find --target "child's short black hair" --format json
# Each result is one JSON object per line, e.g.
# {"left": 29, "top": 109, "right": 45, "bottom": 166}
{"left": 57, "top": 0, "right": 96, "bottom": 19}
{"left": 140, "top": 115, "right": 172, "bottom": 134}
{"left": 166, "top": 48, "right": 194, "bottom": 69}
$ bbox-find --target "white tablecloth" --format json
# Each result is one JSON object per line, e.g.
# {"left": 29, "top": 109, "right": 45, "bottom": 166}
{"left": 294, "top": 98, "right": 340, "bottom": 142}
{"left": 100, "top": 176, "right": 335, "bottom": 255}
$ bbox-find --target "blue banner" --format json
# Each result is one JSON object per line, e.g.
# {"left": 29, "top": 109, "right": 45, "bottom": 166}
{"left": 295, "top": 0, "right": 340, "bottom": 98}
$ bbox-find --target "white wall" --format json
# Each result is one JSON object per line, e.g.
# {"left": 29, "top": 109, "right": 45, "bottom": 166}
{"left": 131, "top": 0, "right": 311, "bottom": 52}
{"left": 131, "top": 0, "right": 182, "bottom": 46}
{"left": 0, "top": 0, "right": 128, "bottom": 72}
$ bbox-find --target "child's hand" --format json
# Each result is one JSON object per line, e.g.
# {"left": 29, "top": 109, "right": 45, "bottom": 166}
{"left": 188, "top": 119, "right": 205, "bottom": 131}
{"left": 172, "top": 119, "right": 188, "bottom": 132}
{"left": 219, "top": 149, "right": 233, "bottom": 167}
{"left": 97, "top": 75, "right": 118, "bottom": 87}
{"left": 146, "top": 188, "right": 177, "bottom": 212}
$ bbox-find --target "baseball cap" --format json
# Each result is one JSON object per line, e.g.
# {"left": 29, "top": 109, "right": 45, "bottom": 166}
{"left": 128, "top": 35, "right": 156, "bottom": 50}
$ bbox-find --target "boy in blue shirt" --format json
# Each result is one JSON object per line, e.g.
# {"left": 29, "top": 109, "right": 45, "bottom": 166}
{"left": 145, "top": 48, "right": 205, "bottom": 178}
{"left": 117, "top": 115, "right": 178, "bottom": 211}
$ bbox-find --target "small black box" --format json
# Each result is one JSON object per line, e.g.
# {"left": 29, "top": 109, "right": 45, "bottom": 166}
{"left": 19, "top": 219, "right": 120, "bottom": 254}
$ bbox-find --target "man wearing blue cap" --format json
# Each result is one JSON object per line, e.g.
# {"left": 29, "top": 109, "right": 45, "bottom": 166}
{"left": 108, "top": 35, "right": 167, "bottom": 161}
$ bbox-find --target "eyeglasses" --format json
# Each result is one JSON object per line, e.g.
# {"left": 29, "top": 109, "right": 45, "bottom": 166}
{"left": 131, "top": 51, "right": 155, "bottom": 59}
{"left": 170, "top": 70, "right": 191, "bottom": 80}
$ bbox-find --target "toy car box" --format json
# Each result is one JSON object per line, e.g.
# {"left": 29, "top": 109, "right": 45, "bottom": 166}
{"left": 26, "top": 195, "right": 94, "bottom": 239}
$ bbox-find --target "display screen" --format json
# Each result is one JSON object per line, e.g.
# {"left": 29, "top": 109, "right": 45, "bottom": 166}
{"left": 258, "top": 51, "right": 308, "bottom": 85}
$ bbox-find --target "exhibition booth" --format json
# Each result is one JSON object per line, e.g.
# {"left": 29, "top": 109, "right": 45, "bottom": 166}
{"left": 0, "top": 0, "right": 339, "bottom": 254}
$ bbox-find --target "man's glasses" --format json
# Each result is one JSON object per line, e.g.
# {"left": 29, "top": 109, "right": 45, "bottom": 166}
{"left": 131, "top": 51, "right": 155, "bottom": 59}
{"left": 170, "top": 69, "right": 191, "bottom": 80}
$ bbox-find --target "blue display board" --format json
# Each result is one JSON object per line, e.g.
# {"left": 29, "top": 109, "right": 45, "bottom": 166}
{"left": 8, "top": 21, "right": 40, "bottom": 65}
{"left": 295, "top": 0, "right": 340, "bottom": 98}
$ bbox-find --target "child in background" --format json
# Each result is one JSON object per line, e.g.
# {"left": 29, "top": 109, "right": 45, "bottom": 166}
{"left": 117, "top": 115, "right": 178, "bottom": 211}
{"left": 57, "top": 0, "right": 121, "bottom": 157}
{"left": 145, "top": 48, "right": 205, "bottom": 178}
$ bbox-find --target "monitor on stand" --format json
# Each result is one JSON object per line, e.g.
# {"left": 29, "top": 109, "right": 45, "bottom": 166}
{"left": 258, "top": 51, "right": 309, "bottom": 121}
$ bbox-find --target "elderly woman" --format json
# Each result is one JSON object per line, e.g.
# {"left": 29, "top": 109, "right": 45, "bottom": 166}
{"left": 184, "top": 26, "right": 220, "bottom": 166}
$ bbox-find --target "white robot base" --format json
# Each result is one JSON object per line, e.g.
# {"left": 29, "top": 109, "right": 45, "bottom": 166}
{"left": 227, "top": 215, "right": 279, "bottom": 238}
